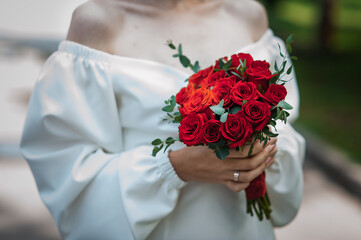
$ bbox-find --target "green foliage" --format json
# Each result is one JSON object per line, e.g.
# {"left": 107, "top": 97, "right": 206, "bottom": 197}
{"left": 166, "top": 40, "right": 201, "bottom": 73}
{"left": 210, "top": 99, "right": 225, "bottom": 115}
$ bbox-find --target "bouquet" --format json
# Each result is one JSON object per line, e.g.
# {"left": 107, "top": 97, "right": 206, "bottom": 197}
{"left": 152, "top": 35, "right": 297, "bottom": 221}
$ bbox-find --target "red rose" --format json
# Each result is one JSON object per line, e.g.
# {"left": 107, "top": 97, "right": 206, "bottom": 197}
{"left": 202, "top": 70, "right": 226, "bottom": 88}
{"left": 176, "top": 86, "right": 194, "bottom": 106}
{"left": 261, "top": 84, "right": 287, "bottom": 106}
{"left": 230, "top": 81, "right": 259, "bottom": 105}
{"left": 246, "top": 172, "right": 266, "bottom": 200}
{"left": 188, "top": 66, "right": 214, "bottom": 88}
{"left": 202, "top": 119, "right": 222, "bottom": 144}
{"left": 231, "top": 53, "right": 254, "bottom": 69}
{"left": 180, "top": 88, "right": 213, "bottom": 116}
{"left": 246, "top": 60, "right": 276, "bottom": 92}
{"left": 220, "top": 111, "right": 253, "bottom": 148}
{"left": 179, "top": 113, "right": 207, "bottom": 146}
{"left": 241, "top": 100, "right": 271, "bottom": 131}
{"left": 212, "top": 75, "right": 237, "bottom": 108}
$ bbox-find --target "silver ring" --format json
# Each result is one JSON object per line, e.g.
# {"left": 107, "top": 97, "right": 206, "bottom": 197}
{"left": 233, "top": 170, "right": 240, "bottom": 182}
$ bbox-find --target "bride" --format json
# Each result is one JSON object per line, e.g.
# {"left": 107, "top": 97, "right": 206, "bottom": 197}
{"left": 21, "top": 0, "right": 305, "bottom": 239}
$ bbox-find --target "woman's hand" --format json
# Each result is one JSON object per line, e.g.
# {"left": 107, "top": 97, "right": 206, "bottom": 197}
{"left": 169, "top": 138, "right": 277, "bottom": 192}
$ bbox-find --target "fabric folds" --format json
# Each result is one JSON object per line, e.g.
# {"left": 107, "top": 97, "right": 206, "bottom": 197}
{"left": 21, "top": 29, "right": 305, "bottom": 240}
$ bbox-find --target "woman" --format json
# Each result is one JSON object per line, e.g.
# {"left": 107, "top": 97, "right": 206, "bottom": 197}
{"left": 21, "top": 0, "right": 305, "bottom": 239}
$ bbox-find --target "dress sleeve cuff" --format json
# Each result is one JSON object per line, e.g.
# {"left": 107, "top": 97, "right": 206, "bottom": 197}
{"left": 157, "top": 151, "right": 187, "bottom": 190}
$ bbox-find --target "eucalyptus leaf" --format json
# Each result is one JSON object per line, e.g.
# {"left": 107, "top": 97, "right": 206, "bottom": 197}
{"left": 230, "top": 71, "right": 242, "bottom": 79}
{"left": 180, "top": 55, "right": 190, "bottom": 68}
{"left": 275, "top": 108, "right": 283, "bottom": 121}
{"left": 192, "top": 61, "right": 200, "bottom": 73}
{"left": 215, "top": 148, "right": 229, "bottom": 160}
{"left": 278, "top": 100, "right": 293, "bottom": 110}
{"left": 167, "top": 41, "right": 176, "bottom": 50}
{"left": 152, "top": 145, "right": 162, "bottom": 157}
{"left": 178, "top": 44, "right": 182, "bottom": 55}
{"left": 220, "top": 112, "right": 229, "bottom": 123}
{"left": 162, "top": 105, "right": 175, "bottom": 112}
{"left": 274, "top": 61, "right": 279, "bottom": 72}
{"left": 286, "top": 34, "right": 294, "bottom": 45}
{"left": 286, "top": 66, "right": 293, "bottom": 75}
{"left": 165, "top": 137, "right": 175, "bottom": 144}
{"left": 151, "top": 139, "right": 162, "bottom": 146}
{"left": 170, "top": 95, "right": 176, "bottom": 107}
{"left": 278, "top": 43, "right": 284, "bottom": 58}
{"left": 229, "top": 106, "right": 242, "bottom": 114}
{"left": 210, "top": 99, "right": 225, "bottom": 115}
{"left": 219, "top": 59, "right": 225, "bottom": 69}
{"left": 223, "top": 59, "right": 233, "bottom": 71}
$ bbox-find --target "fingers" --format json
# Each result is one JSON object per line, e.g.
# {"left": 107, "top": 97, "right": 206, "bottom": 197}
{"left": 227, "top": 137, "right": 277, "bottom": 159}
{"left": 225, "top": 142, "right": 277, "bottom": 172}
{"left": 224, "top": 181, "right": 250, "bottom": 192}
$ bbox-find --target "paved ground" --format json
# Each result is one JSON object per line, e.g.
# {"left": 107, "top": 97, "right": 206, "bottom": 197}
{"left": 1, "top": 155, "right": 361, "bottom": 240}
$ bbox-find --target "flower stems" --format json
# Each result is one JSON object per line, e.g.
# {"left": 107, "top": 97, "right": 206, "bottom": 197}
{"left": 247, "top": 194, "right": 272, "bottom": 221}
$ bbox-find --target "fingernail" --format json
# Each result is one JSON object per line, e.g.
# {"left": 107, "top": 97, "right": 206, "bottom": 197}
{"left": 268, "top": 144, "right": 275, "bottom": 152}
{"left": 265, "top": 157, "right": 272, "bottom": 164}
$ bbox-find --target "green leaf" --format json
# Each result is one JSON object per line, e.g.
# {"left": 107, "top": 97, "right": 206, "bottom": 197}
{"left": 286, "top": 34, "right": 294, "bottom": 46}
{"left": 192, "top": 61, "right": 200, "bottom": 73}
{"left": 162, "top": 105, "right": 175, "bottom": 112}
{"left": 230, "top": 71, "right": 242, "bottom": 79}
{"left": 278, "top": 43, "right": 284, "bottom": 58}
{"left": 286, "top": 66, "right": 293, "bottom": 75}
{"left": 165, "top": 137, "right": 175, "bottom": 144}
{"left": 215, "top": 148, "right": 229, "bottom": 160}
{"left": 263, "top": 127, "right": 279, "bottom": 137}
{"left": 164, "top": 143, "right": 172, "bottom": 153}
{"left": 210, "top": 99, "right": 225, "bottom": 115}
{"left": 275, "top": 108, "right": 283, "bottom": 121}
{"left": 180, "top": 55, "right": 190, "bottom": 68}
{"left": 167, "top": 41, "right": 176, "bottom": 50}
{"left": 223, "top": 59, "right": 233, "bottom": 71}
{"left": 151, "top": 139, "right": 162, "bottom": 146}
{"left": 172, "top": 115, "right": 183, "bottom": 123}
{"left": 152, "top": 144, "right": 163, "bottom": 157}
{"left": 286, "top": 44, "right": 292, "bottom": 55}
{"left": 178, "top": 44, "right": 183, "bottom": 55}
{"left": 170, "top": 95, "right": 176, "bottom": 107}
{"left": 290, "top": 56, "right": 298, "bottom": 61}
{"left": 218, "top": 58, "right": 225, "bottom": 69}
{"left": 173, "top": 54, "right": 179, "bottom": 58}
{"left": 274, "top": 61, "right": 279, "bottom": 72}
{"left": 220, "top": 112, "right": 229, "bottom": 123}
{"left": 208, "top": 143, "right": 217, "bottom": 150}
{"left": 278, "top": 100, "right": 293, "bottom": 110}
{"left": 229, "top": 106, "right": 242, "bottom": 114}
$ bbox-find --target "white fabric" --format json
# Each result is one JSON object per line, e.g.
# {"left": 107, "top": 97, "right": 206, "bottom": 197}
{"left": 21, "top": 29, "right": 305, "bottom": 240}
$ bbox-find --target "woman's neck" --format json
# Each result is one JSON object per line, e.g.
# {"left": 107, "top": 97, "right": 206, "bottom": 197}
{"left": 109, "top": 0, "right": 224, "bottom": 10}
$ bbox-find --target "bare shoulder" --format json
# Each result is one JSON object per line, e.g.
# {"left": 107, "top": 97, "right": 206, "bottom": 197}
{"left": 66, "top": 0, "right": 124, "bottom": 53}
{"left": 226, "top": 0, "right": 269, "bottom": 41}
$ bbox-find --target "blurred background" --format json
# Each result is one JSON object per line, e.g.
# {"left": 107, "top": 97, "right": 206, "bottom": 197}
{"left": 0, "top": 0, "right": 360, "bottom": 239}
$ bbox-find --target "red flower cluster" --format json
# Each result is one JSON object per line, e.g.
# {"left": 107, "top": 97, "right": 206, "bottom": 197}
{"left": 177, "top": 53, "right": 287, "bottom": 149}
{"left": 153, "top": 38, "right": 296, "bottom": 221}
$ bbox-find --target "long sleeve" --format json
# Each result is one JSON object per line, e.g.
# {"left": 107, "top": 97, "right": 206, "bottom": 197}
{"left": 265, "top": 35, "right": 305, "bottom": 227}
{"left": 20, "top": 43, "right": 186, "bottom": 240}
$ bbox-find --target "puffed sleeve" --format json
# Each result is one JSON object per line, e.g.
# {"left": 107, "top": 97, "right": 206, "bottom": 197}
{"left": 20, "top": 44, "right": 186, "bottom": 240}
{"left": 265, "top": 35, "right": 306, "bottom": 226}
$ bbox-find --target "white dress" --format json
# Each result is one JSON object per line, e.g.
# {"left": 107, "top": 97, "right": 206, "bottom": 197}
{"left": 21, "top": 29, "right": 305, "bottom": 240}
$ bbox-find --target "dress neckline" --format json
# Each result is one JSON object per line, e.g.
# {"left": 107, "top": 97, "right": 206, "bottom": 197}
{"left": 59, "top": 28, "right": 274, "bottom": 73}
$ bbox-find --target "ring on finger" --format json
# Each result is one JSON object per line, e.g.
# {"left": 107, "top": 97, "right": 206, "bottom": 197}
{"left": 233, "top": 170, "right": 240, "bottom": 182}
